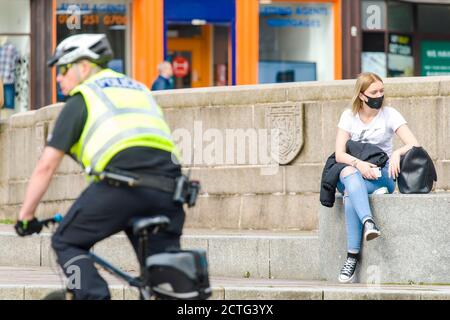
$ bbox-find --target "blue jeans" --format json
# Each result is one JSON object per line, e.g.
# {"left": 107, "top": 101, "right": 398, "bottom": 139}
{"left": 337, "top": 164, "right": 395, "bottom": 253}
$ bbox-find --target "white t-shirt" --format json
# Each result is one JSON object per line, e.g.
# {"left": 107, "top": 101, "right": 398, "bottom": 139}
{"left": 337, "top": 106, "right": 407, "bottom": 158}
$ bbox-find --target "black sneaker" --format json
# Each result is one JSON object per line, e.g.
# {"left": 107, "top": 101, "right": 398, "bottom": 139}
{"left": 338, "top": 257, "right": 358, "bottom": 283}
{"left": 364, "top": 219, "right": 381, "bottom": 241}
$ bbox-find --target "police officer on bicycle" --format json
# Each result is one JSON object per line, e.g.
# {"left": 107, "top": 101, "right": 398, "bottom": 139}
{"left": 14, "top": 34, "right": 189, "bottom": 299}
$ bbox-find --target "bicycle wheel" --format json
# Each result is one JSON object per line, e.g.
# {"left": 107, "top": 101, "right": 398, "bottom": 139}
{"left": 41, "top": 289, "right": 69, "bottom": 300}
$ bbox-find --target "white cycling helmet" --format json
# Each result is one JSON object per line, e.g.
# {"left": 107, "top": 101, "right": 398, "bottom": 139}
{"left": 47, "top": 33, "right": 113, "bottom": 67}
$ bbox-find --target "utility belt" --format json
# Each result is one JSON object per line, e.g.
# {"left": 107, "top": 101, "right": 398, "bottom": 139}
{"left": 85, "top": 167, "right": 200, "bottom": 207}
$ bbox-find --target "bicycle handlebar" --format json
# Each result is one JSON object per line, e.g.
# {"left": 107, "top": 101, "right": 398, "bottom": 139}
{"left": 39, "top": 214, "right": 63, "bottom": 228}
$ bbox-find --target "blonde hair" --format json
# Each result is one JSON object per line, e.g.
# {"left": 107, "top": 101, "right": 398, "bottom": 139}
{"left": 351, "top": 72, "right": 383, "bottom": 114}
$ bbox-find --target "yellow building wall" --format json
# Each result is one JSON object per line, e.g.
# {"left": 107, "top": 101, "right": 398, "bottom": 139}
{"left": 236, "top": 0, "right": 259, "bottom": 85}
{"left": 132, "top": 0, "right": 164, "bottom": 88}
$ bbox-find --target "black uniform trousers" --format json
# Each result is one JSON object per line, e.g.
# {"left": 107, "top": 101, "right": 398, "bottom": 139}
{"left": 51, "top": 180, "right": 185, "bottom": 300}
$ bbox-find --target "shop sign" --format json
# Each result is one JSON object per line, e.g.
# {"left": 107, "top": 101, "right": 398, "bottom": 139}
{"left": 57, "top": 3, "right": 127, "bottom": 14}
{"left": 389, "top": 34, "right": 412, "bottom": 56}
{"left": 57, "top": 2, "right": 127, "bottom": 28}
{"left": 260, "top": 4, "right": 329, "bottom": 29}
{"left": 173, "top": 56, "right": 189, "bottom": 78}
{"left": 421, "top": 41, "right": 450, "bottom": 76}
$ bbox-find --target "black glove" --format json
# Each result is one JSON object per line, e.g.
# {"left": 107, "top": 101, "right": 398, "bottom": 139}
{"left": 14, "top": 218, "right": 43, "bottom": 237}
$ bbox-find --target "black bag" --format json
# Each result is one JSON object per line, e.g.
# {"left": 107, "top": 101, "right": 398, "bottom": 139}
{"left": 397, "top": 146, "right": 437, "bottom": 194}
{"left": 146, "top": 249, "right": 211, "bottom": 300}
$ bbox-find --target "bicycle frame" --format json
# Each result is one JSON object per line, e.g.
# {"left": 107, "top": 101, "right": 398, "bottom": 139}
{"left": 88, "top": 251, "right": 153, "bottom": 300}
{"left": 89, "top": 226, "right": 156, "bottom": 300}
{"left": 43, "top": 214, "right": 159, "bottom": 300}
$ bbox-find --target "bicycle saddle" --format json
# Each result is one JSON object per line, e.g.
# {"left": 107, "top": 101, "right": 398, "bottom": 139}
{"left": 132, "top": 216, "right": 170, "bottom": 235}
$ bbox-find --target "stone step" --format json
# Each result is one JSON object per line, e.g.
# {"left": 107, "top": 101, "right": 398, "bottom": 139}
{"left": 0, "top": 226, "right": 319, "bottom": 280}
{"left": 320, "top": 193, "right": 450, "bottom": 285}
{"left": 0, "top": 266, "right": 449, "bottom": 300}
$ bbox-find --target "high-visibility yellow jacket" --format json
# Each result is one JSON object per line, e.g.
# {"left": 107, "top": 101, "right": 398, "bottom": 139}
{"left": 69, "top": 68, "right": 178, "bottom": 174}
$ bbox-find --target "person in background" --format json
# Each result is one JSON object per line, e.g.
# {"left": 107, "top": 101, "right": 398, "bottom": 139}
{"left": 0, "top": 36, "right": 19, "bottom": 109}
{"left": 151, "top": 61, "right": 173, "bottom": 91}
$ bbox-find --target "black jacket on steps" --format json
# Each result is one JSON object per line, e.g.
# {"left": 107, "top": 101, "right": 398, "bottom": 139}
{"left": 320, "top": 140, "right": 389, "bottom": 208}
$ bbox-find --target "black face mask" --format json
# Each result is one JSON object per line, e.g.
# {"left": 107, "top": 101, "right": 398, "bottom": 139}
{"left": 363, "top": 94, "right": 384, "bottom": 109}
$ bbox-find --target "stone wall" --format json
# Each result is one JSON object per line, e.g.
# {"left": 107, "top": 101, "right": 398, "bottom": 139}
{"left": 1, "top": 76, "right": 449, "bottom": 230}
{"left": 320, "top": 193, "right": 450, "bottom": 284}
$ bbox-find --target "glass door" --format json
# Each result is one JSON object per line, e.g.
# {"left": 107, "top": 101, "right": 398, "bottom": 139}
{"left": 166, "top": 23, "right": 230, "bottom": 89}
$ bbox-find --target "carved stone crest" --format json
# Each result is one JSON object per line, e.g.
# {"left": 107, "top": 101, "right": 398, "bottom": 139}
{"left": 265, "top": 104, "right": 304, "bottom": 165}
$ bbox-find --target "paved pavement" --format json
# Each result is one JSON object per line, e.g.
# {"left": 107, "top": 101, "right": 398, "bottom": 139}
{"left": 1, "top": 266, "right": 449, "bottom": 294}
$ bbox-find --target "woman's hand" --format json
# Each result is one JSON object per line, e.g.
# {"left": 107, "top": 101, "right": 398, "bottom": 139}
{"left": 356, "top": 161, "right": 379, "bottom": 180}
{"left": 389, "top": 150, "right": 401, "bottom": 179}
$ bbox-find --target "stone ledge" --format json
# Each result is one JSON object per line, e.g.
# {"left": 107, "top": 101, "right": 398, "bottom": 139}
{"left": 383, "top": 76, "right": 442, "bottom": 97}
{"left": 0, "top": 229, "right": 320, "bottom": 280}
{"left": 320, "top": 193, "right": 450, "bottom": 284}
{"left": 154, "top": 84, "right": 289, "bottom": 108}
{"left": 440, "top": 78, "right": 450, "bottom": 96}
{"left": 8, "top": 103, "right": 63, "bottom": 129}
{"left": 152, "top": 76, "right": 450, "bottom": 110}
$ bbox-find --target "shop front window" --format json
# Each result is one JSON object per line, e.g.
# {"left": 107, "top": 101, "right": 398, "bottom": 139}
{"left": 0, "top": 0, "right": 30, "bottom": 116}
{"left": 418, "top": 4, "right": 450, "bottom": 76}
{"left": 387, "top": 1, "right": 413, "bottom": 77}
{"left": 259, "top": 1, "right": 334, "bottom": 83}
{"left": 418, "top": 4, "right": 450, "bottom": 35}
{"left": 361, "top": 0, "right": 414, "bottom": 78}
{"left": 388, "top": 1, "right": 413, "bottom": 33}
{"left": 55, "top": 0, "right": 131, "bottom": 101}
{"left": 388, "top": 33, "right": 413, "bottom": 77}
{"left": 360, "top": 0, "right": 450, "bottom": 78}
